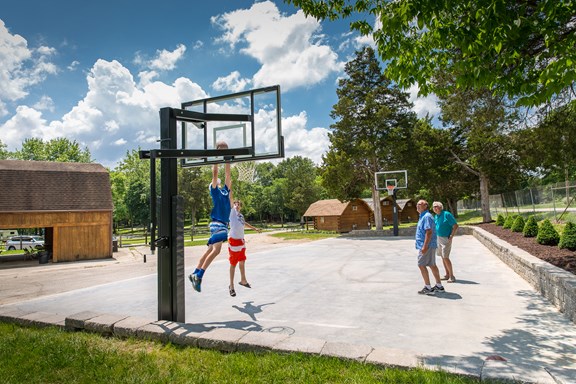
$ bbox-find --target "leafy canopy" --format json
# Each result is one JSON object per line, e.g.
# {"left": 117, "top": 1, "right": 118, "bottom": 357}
{"left": 285, "top": 0, "right": 576, "bottom": 106}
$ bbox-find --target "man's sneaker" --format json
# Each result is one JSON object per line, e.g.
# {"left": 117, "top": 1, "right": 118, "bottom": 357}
{"left": 189, "top": 273, "right": 202, "bottom": 292}
{"left": 432, "top": 285, "right": 445, "bottom": 293}
{"left": 418, "top": 286, "right": 435, "bottom": 295}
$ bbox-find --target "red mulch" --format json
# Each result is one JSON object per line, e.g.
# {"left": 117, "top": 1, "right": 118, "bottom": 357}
{"left": 475, "top": 222, "right": 576, "bottom": 275}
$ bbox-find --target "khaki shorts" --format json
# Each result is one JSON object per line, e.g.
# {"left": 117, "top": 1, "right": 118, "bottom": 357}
{"left": 436, "top": 236, "right": 452, "bottom": 259}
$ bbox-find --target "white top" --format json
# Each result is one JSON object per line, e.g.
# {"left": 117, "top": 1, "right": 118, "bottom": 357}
{"left": 228, "top": 206, "right": 245, "bottom": 240}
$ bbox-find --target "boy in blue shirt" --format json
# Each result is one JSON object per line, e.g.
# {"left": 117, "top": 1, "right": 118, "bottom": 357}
{"left": 189, "top": 141, "right": 232, "bottom": 292}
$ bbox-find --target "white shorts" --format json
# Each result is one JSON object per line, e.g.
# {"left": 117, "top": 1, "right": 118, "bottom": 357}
{"left": 436, "top": 236, "right": 452, "bottom": 259}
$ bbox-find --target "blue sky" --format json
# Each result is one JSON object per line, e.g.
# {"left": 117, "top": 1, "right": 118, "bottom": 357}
{"left": 0, "top": 0, "right": 439, "bottom": 168}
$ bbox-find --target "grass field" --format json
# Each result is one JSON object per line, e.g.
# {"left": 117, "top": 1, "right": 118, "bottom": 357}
{"left": 0, "top": 323, "right": 503, "bottom": 384}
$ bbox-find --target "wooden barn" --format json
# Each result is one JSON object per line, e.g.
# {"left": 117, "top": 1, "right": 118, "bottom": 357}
{"left": 303, "top": 199, "right": 372, "bottom": 233}
{"left": 0, "top": 160, "right": 114, "bottom": 263}
{"left": 397, "top": 198, "right": 419, "bottom": 223}
{"left": 380, "top": 195, "right": 402, "bottom": 225}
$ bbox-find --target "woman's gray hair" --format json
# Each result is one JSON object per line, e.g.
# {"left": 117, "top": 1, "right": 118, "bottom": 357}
{"left": 432, "top": 201, "right": 443, "bottom": 210}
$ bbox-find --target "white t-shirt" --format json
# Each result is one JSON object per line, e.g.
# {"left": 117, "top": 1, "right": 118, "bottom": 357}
{"left": 229, "top": 207, "right": 245, "bottom": 240}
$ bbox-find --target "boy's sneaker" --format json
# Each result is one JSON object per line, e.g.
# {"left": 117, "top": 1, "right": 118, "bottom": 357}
{"left": 418, "top": 286, "right": 435, "bottom": 295}
{"left": 189, "top": 273, "right": 202, "bottom": 292}
{"left": 432, "top": 285, "right": 445, "bottom": 293}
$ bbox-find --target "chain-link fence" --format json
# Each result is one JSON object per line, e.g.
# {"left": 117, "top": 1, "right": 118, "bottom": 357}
{"left": 457, "top": 181, "right": 576, "bottom": 222}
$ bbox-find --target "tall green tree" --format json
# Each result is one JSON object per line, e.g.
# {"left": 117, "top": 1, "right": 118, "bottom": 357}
{"left": 273, "top": 156, "right": 323, "bottom": 221}
{"left": 321, "top": 46, "right": 417, "bottom": 229}
{"left": 438, "top": 85, "right": 523, "bottom": 222}
{"left": 178, "top": 166, "right": 211, "bottom": 239}
{"left": 514, "top": 100, "right": 576, "bottom": 185}
{"left": 405, "top": 118, "right": 476, "bottom": 214}
{"left": 285, "top": 0, "right": 576, "bottom": 106}
{"left": 124, "top": 178, "right": 150, "bottom": 230}
{"left": 15, "top": 138, "right": 91, "bottom": 162}
{"left": 0, "top": 140, "right": 9, "bottom": 159}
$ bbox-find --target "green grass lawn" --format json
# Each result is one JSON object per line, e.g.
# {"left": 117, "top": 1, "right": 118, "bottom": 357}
{"left": 0, "top": 323, "right": 502, "bottom": 384}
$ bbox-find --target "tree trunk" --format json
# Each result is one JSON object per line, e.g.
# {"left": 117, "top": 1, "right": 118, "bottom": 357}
{"left": 480, "top": 172, "right": 491, "bottom": 223}
{"left": 447, "top": 198, "right": 458, "bottom": 218}
{"left": 372, "top": 186, "right": 383, "bottom": 231}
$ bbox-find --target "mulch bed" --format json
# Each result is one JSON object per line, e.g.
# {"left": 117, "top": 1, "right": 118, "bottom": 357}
{"left": 475, "top": 222, "right": 576, "bottom": 276}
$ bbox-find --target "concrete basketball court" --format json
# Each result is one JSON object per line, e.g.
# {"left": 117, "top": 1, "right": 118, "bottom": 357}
{"left": 1, "top": 234, "right": 575, "bottom": 382}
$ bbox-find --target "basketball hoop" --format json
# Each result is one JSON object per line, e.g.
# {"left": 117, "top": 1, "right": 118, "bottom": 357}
{"left": 235, "top": 161, "right": 256, "bottom": 183}
{"left": 386, "top": 186, "right": 396, "bottom": 196}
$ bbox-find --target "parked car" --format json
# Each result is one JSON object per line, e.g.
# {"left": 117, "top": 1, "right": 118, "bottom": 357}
{"left": 5, "top": 236, "right": 45, "bottom": 251}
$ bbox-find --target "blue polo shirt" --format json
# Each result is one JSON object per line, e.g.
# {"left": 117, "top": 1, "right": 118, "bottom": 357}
{"left": 415, "top": 210, "right": 437, "bottom": 250}
{"left": 209, "top": 184, "right": 231, "bottom": 224}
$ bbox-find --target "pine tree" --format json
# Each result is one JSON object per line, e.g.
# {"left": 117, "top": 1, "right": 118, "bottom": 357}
{"left": 559, "top": 222, "right": 576, "bottom": 251}
{"left": 523, "top": 216, "right": 539, "bottom": 237}
{"left": 537, "top": 219, "right": 560, "bottom": 246}
{"left": 511, "top": 216, "right": 525, "bottom": 232}
{"left": 502, "top": 215, "right": 515, "bottom": 229}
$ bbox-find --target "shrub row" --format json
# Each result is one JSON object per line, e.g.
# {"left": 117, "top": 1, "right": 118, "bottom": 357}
{"left": 495, "top": 213, "right": 576, "bottom": 250}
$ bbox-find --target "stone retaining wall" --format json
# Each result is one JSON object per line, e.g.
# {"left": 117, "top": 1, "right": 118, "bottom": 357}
{"left": 462, "top": 226, "right": 576, "bottom": 325}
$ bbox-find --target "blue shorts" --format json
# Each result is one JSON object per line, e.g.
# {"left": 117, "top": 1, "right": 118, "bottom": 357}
{"left": 207, "top": 221, "right": 228, "bottom": 246}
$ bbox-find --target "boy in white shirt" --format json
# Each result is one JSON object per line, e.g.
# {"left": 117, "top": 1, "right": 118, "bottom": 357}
{"left": 228, "top": 197, "right": 261, "bottom": 297}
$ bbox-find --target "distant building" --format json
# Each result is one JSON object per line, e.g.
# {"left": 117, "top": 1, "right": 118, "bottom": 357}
{"left": 303, "top": 199, "right": 372, "bottom": 233}
{"left": 0, "top": 160, "right": 113, "bottom": 262}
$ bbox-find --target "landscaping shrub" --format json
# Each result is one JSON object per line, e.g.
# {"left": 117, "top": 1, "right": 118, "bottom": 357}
{"left": 495, "top": 214, "right": 505, "bottom": 226}
{"left": 511, "top": 216, "right": 525, "bottom": 232}
{"left": 559, "top": 222, "right": 576, "bottom": 251}
{"left": 523, "top": 216, "right": 539, "bottom": 237}
{"left": 537, "top": 219, "right": 560, "bottom": 246}
{"left": 502, "top": 215, "right": 516, "bottom": 229}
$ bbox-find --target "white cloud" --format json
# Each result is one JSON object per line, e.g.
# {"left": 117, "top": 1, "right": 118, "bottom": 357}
{"left": 149, "top": 44, "right": 186, "bottom": 71}
{"left": 33, "top": 95, "right": 54, "bottom": 112}
{"left": 67, "top": 60, "right": 80, "bottom": 71}
{"left": 1, "top": 59, "right": 208, "bottom": 168}
{"left": 0, "top": 20, "right": 58, "bottom": 103}
{"left": 282, "top": 111, "right": 330, "bottom": 165}
{"left": 212, "top": 1, "right": 343, "bottom": 91}
{"left": 407, "top": 84, "right": 440, "bottom": 118}
{"left": 212, "top": 71, "right": 251, "bottom": 92}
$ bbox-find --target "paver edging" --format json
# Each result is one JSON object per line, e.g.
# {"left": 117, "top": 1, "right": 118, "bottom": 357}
{"left": 463, "top": 225, "right": 576, "bottom": 325}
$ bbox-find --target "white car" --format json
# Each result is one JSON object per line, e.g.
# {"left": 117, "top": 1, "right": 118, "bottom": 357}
{"left": 5, "top": 236, "right": 45, "bottom": 251}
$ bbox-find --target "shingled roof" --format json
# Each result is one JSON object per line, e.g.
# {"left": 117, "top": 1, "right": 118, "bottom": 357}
{"left": 304, "top": 198, "right": 370, "bottom": 216}
{"left": 0, "top": 160, "right": 113, "bottom": 212}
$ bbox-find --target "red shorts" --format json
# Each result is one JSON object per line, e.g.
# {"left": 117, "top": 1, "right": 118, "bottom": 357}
{"left": 228, "top": 237, "right": 246, "bottom": 266}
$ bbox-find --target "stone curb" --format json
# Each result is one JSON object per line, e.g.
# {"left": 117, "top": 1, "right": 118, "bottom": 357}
{"left": 0, "top": 305, "right": 563, "bottom": 383}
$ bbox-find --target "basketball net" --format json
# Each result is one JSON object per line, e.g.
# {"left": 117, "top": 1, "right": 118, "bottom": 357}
{"left": 235, "top": 161, "right": 256, "bottom": 183}
{"left": 386, "top": 186, "right": 396, "bottom": 197}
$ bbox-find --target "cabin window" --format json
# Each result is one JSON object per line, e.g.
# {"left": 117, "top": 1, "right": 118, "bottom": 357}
{"left": 383, "top": 201, "right": 390, "bottom": 206}
{"left": 352, "top": 205, "right": 357, "bottom": 211}
{"left": 320, "top": 217, "right": 325, "bottom": 223}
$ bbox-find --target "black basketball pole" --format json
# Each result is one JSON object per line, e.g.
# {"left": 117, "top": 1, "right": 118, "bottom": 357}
{"left": 157, "top": 107, "right": 185, "bottom": 322}
{"left": 392, "top": 188, "right": 399, "bottom": 236}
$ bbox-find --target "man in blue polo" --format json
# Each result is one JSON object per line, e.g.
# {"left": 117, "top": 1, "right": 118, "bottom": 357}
{"left": 415, "top": 199, "right": 444, "bottom": 295}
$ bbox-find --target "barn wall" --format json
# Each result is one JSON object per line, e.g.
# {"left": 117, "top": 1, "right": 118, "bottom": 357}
{"left": 380, "top": 197, "right": 398, "bottom": 224}
{"left": 54, "top": 223, "right": 111, "bottom": 262}
{"left": 0, "top": 211, "right": 112, "bottom": 262}
{"left": 340, "top": 202, "right": 372, "bottom": 232}
{"left": 315, "top": 216, "right": 340, "bottom": 232}
{"left": 400, "top": 200, "right": 419, "bottom": 223}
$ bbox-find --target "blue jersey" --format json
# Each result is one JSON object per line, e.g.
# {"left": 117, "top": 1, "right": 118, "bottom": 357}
{"left": 209, "top": 184, "right": 231, "bottom": 224}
